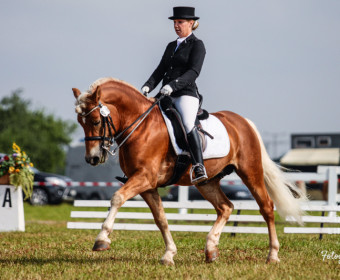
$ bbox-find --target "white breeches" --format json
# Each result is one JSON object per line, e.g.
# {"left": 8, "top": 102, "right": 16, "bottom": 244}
{"left": 173, "top": 95, "right": 199, "bottom": 133}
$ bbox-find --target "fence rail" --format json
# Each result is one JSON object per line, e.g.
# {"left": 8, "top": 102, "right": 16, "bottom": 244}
{"left": 67, "top": 166, "right": 339, "bottom": 236}
{"left": 67, "top": 199, "right": 340, "bottom": 236}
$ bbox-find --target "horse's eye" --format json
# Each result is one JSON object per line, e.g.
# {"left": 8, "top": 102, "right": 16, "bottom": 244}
{"left": 92, "top": 120, "right": 101, "bottom": 126}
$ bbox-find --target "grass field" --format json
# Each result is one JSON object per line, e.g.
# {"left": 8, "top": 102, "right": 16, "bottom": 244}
{"left": 0, "top": 203, "right": 339, "bottom": 280}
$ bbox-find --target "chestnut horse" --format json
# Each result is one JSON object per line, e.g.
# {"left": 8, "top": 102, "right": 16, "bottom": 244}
{"left": 72, "top": 77, "right": 306, "bottom": 265}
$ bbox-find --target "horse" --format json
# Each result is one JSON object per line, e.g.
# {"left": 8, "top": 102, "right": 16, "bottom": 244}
{"left": 72, "top": 77, "right": 306, "bottom": 265}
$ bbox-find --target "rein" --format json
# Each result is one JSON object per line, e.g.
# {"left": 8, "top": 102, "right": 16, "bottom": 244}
{"left": 82, "top": 95, "right": 164, "bottom": 156}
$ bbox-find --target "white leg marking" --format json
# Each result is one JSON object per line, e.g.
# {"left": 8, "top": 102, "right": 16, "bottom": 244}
{"left": 160, "top": 231, "right": 177, "bottom": 265}
{"left": 95, "top": 193, "right": 123, "bottom": 244}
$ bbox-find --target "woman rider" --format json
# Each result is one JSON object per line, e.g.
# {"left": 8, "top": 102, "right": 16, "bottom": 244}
{"left": 142, "top": 6, "right": 207, "bottom": 184}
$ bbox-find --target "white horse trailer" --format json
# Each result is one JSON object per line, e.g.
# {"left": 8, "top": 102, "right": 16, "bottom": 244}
{"left": 64, "top": 142, "right": 124, "bottom": 200}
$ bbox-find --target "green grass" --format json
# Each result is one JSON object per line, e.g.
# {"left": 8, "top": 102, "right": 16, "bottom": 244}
{"left": 0, "top": 203, "right": 339, "bottom": 280}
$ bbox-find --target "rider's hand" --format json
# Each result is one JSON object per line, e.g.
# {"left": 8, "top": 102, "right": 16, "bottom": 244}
{"left": 160, "top": 85, "right": 173, "bottom": 96}
{"left": 141, "top": 86, "right": 150, "bottom": 96}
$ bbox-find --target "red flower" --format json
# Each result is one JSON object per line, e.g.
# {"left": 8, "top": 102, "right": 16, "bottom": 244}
{"left": 4, "top": 155, "right": 9, "bottom": 161}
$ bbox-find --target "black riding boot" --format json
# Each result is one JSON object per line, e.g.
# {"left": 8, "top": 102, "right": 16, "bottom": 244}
{"left": 187, "top": 127, "right": 208, "bottom": 184}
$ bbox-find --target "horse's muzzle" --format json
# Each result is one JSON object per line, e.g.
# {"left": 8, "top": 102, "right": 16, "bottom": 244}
{"left": 85, "top": 155, "right": 100, "bottom": 166}
{"left": 85, "top": 149, "right": 108, "bottom": 166}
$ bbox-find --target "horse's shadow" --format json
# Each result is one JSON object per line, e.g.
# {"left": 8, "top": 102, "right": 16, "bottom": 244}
{"left": 0, "top": 253, "right": 206, "bottom": 266}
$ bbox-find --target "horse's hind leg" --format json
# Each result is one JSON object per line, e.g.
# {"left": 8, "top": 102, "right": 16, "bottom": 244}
{"left": 141, "top": 189, "right": 177, "bottom": 265}
{"left": 196, "top": 180, "right": 234, "bottom": 263}
{"left": 237, "top": 169, "right": 280, "bottom": 263}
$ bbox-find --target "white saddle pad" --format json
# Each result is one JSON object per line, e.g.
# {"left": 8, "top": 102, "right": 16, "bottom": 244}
{"left": 160, "top": 112, "right": 230, "bottom": 159}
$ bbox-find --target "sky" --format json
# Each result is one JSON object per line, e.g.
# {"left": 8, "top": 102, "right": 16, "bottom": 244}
{"left": 1, "top": 0, "right": 339, "bottom": 157}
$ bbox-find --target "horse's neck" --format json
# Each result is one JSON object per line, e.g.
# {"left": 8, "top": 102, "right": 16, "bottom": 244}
{"left": 102, "top": 85, "right": 153, "bottom": 132}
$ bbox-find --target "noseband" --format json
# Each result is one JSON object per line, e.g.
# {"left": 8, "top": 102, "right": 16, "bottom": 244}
{"left": 80, "top": 96, "right": 164, "bottom": 156}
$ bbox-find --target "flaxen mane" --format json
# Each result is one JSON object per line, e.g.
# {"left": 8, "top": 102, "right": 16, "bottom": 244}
{"left": 75, "top": 77, "right": 151, "bottom": 114}
{"left": 89, "top": 77, "right": 144, "bottom": 97}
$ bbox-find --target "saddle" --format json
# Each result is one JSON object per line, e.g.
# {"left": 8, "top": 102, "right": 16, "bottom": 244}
{"left": 159, "top": 96, "right": 213, "bottom": 186}
{"left": 159, "top": 96, "right": 213, "bottom": 151}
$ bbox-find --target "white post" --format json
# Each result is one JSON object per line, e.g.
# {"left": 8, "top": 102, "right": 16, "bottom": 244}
{"left": 0, "top": 185, "right": 25, "bottom": 232}
{"left": 178, "top": 185, "right": 189, "bottom": 214}
{"left": 317, "top": 166, "right": 339, "bottom": 217}
{"left": 327, "top": 167, "right": 337, "bottom": 207}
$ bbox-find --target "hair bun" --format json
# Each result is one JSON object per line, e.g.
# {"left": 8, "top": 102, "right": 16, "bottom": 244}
{"left": 192, "top": 20, "right": 199, "bottom": 30}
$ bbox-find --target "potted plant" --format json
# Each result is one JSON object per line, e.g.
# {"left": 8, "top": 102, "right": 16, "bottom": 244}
{"left": 0, "top": 142, "right": 34, "bottom": 199}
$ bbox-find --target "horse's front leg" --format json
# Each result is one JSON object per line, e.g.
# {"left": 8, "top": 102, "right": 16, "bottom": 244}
{"left": 92, "top": 175, "right": 153, "bottom": 251}
{"left": 141, "top": 189, "right": 177, "bottom": 265}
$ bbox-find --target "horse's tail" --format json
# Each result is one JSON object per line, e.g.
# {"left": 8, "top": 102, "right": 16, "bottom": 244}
{"left": 246, "top": 119, "right": 307, "bottom": 225}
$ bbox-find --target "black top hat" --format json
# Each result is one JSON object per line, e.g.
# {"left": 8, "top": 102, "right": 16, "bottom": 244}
{"left": 169, "top": 6, "right": 199, "bottom": 20}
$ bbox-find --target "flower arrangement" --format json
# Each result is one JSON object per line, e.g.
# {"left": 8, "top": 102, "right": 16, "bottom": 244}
{"left": 0, "top": 143, "right": 34, "bottom": 199}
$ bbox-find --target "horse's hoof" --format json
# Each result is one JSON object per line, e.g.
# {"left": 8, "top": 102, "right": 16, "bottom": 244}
{"left": 205, "top": 250, "right": 219, "bottom": 263}
{"left": 160, "top": 258, "right": 175, "bottom": 266}
{"left": 92, "top": 241, "right": 110, "bottom": 251}
{"left": 266, "top": 257, "right": 280, "bottom": 264}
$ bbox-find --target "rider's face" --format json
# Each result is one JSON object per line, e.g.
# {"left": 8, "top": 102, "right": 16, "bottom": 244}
{"left": 173, "top": 19, "right": 193, "bottom": 38}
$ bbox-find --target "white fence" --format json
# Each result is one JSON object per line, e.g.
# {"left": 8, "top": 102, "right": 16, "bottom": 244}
{"left": 285, "top": 166, "right": 340, "bottom": 209}
{"left": 67, "top": 166, "right": 340, "bottom": 236}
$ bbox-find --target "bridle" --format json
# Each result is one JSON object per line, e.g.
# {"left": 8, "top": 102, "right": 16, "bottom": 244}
{"left": 80, "top": 96, "right": 164, "bottom": 156}
{"left": 81, "top": 102, "right": 117, "bottom": 154}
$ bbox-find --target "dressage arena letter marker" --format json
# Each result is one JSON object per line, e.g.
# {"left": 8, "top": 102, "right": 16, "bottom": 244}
{"left": 2, "top": 188, "right": 12, "bottom": 208}
{"left": 0, "top": 185, "right": 25, "bottom": 232}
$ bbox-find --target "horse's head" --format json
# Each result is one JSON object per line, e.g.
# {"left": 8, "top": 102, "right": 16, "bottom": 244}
{"left": 73, "top": 77, "right": 153, "bottom": 166}
{"left": 73, "top": 87, "right": 111, "bottom": 166}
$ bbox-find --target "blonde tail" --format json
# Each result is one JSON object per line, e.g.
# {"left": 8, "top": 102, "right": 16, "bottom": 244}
{"left": 246, "top": 119, "right": 308, "bottom": 225}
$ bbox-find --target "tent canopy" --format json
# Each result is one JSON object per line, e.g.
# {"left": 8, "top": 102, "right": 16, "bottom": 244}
{"left": 280, "top": 148, "right": 340, "bottom": 166}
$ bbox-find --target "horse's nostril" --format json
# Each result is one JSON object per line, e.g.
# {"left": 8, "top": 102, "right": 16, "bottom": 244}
{"left": 85, "top": 156, "right": 100, "bottom": 165}
{"left": 92, "top": 156, "right": 100, "bottom": 165}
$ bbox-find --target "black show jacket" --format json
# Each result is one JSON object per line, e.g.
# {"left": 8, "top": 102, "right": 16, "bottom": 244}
{"left": 143, "top": 33, "right": 206, "bottom": 98}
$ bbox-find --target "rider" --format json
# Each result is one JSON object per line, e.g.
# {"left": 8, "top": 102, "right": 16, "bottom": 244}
{"left": 142, "top": 6, "right": 207, "bottom": 184}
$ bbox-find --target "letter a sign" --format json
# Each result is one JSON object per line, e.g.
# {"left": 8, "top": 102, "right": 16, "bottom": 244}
{"left": 0, "top": 185, "right": 25, "bottom": 231}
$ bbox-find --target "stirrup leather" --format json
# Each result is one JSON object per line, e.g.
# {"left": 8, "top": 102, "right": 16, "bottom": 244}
{"left": 190, "top": 163, "right": 208, "bottom": 184}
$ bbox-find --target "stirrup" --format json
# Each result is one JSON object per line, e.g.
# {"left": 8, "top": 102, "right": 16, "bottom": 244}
{"left": 190, "top": 163, "right": 208, "bottom": 184}
{"left": 115, "top": 176, "right": 128, "bottom": 184}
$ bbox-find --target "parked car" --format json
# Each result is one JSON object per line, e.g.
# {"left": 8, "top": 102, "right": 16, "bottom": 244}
{"left": 64, "top": 185, "right": 121, "bottom": 201}
{"left": 29, "top": 167, "right": 73, "bottom": 205}
{"left": 0, "top": 153, "right": 72, "bottom": 205}
{"left": 163, "top": 183, "right": 254, "bottom": 201}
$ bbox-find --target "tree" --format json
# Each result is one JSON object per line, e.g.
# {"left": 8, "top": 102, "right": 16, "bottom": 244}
{"left": 0, "top": 90, "right": 77, "bottom": 173}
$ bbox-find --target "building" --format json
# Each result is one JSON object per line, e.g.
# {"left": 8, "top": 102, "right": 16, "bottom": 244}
{"left": 65, "top": 142, "right": 123, "bottom": 182}
{"left": 280, "top": 133, "right": 340, "bottom": 172}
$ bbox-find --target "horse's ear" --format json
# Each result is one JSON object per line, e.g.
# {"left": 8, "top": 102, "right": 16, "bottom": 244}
{"left": 72, "top": 88, "right": 81, "bottom": 99}
{"left": 89, "top": 86, "right": 101, "bottom": 103}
